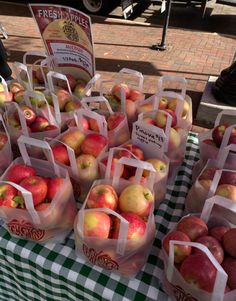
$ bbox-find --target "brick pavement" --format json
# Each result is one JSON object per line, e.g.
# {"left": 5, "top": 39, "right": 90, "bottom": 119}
{"left": 0, "top": 1, "right": 235, "bottom": 124}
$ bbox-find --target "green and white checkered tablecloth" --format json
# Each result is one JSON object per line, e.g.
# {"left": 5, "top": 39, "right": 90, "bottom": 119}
{"left": 0, "top": 132, "right": 200, "bottom": 301}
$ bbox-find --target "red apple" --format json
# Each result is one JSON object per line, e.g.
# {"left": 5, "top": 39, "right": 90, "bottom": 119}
{"left": 156, "top": 109, "right": 177, "bottom": 128}
{"left": 176, "top": 215, "right": 208, "bottom": 241}
{"left": 107, "top": 113, "right": 125, "bottom": 131}
{"left": 222, "top": 256, "right": 236, "bottom": 289}
{"left": 0, "top": 132, "right": 8, "bottom": 150}
{"left": 111, "top": 83, "right": 130, "bottom": 101}
{"left": 209, "top": 226, "right": 230, "bottom": 243}
{"left": 6, "top": 164, "right": 36, "bottom": 184}
{"left": 44, "top": 124, "right": 58, "bottom": 131}
{"left": 143, "top": 117, "right": 156, "bottom": 126}
{"left": 64, "top": 100, "right": 81, "bottom": 112}
{"left": 119, "top": 184, "right": 154, "bottom": 217}
{"left": 118, "top": 144, "right": 144, "bottom": 161}
{"left": 162, "top": 230, "right": 192, "bottom": 263}
{"left": 55, "top": 89, "right": 73, "bottom": 111}
{"left": 87, "top": 184, "right": 118, "bottom": 211}
{"left": 19, "top": 175, "right": 48, "bottom": 206}
{"left": 125, "top": 98, "right": 136, "bottom": 120}
{"left": 30, "top": 116, "right": 49, "bottom": 132}
{"left": 180, "top": 253, "right": 217, "bottom": 293}
{"left": 223, "top": 228, "right": 236, "bottom": 258}
{"left": 47, "top": 177, "right": 64, "bottom": 201}
{"left": 101, "top": 156, "right": 124, "bottom": 177}
{"left": 89, "top": 118, "right": 99, "bottom": 132}
{"left": 112, "top": 212, "right": 146, "bottom": 240}
{"left": 212, "top": 124, "right": 229, "bottom": 147}
{"left": 61, "top": 129, "right": 85, "bottom": 156}
{"left": 129, "top": 89, "right": 144, "bottom": 102}
{"left": 57, "top": 73, "right": 77, "bottom": 91}
{"left": 198, "top": 179, "right": 212, "bottom": 190}
{"left": 35, "top": 202, "right": 50, "bottom": 211}
{"left": 76, "top": 154, "right": 99, "bottom": 182}
{"left": 219, "top": 171, "right": 236, "bottom": 185}
{"left": 215, "top": 184, "right": 236, "bottom": 202}
{"left": 81, "top": 133, "right": 107, "bottom": 158}
{"left": 52, "top": 144, "right": 70, "bottom": 166}
{"left": 0, "top": 183, "right": 19, "bottom": 208}
{"left": 81, "top": 117, "right": 89, "bottom": 131}
{"left": 199, "top": 167, "right": 219, "bottom": 181}
{"left": 35, "top": 67, "right": 48, "bottom": 84}
{"left": 202, "top": 139, "right": 217, "bottom": 147}
{"left": 83, "top": 211, "right": 111, "bottom": 238}
{"left": 194, "top": 235, "right": 224, "bottom": 264}
{"left": 18, "top": 105, "right": 36, "bottom": 125}
{"left": 128, "top": 176, "right": 147, "bottom": 185}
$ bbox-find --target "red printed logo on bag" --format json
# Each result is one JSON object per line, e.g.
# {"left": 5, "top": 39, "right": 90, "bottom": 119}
{"left": 7, "top": 219, "right": 45, "bottom": 240}
{"left": 83, "top": 244, "right": 119, "bottom": 270}
{"left": 170, "top": 283, "right": 198, "bottom": 301}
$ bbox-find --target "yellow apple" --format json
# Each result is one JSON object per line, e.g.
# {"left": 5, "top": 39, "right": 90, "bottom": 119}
{"left": 167, "top": 98, "right": 190, "bottom": 118}
{"left": 143, "top": 158, "right": 167, "bottom": 177}
{"left": 61, "top": 129, "right": 85, "bottom": 156}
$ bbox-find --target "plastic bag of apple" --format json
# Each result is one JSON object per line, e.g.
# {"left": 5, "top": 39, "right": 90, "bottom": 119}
{"left": 47, "top": 70, "right": 100, "bottom": 130}
{"left": 99, "top": 68, "right": 145, "bottom": 125}
{"left": 162, "top": 195, "right": 236, "bottom": 301}
{"left": 0, "top": 114, "right": 13, "bottom": 174}
{"left": 74, "top": 157, "right": 156, "bottom": 277}
{"left": 0, "top": 135, "right": 77, "bottom": 243}
{"left": 48, "top": 109, "right": 108, "bottom": 200}
{"left": 98, "top": 140, "right": 169, "bottom": 203}
{"left": 186, "top": 143, "right": 236, "bottom": 214}
{"left": 79, "top": 96, "right": 130, "bottom": 147}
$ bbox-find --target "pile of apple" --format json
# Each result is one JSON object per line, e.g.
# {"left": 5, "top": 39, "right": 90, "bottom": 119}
{"left": 7, "top": 104, "right": 58, "bottom": 133}
{"left": 80, "top": 182, "right": 154, "bottom": 242}
{"left": 51, "top": 129, "right": 107, "bottom": 183}
{"left": 0, "top": 163, "right": 65, "bottom": 211}
{"left": 163, "top": 214, "right": 236, "bottom": 293}
{"left": 203, "top": 123, "right": 236, "bottom": 148}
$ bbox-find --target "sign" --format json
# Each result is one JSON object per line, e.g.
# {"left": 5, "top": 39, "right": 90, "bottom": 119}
{"left": 29, "top": 4, "right": 95, "bottom": 82}
{"left": 121, "top": 0, "right": 133, "bottom": 19}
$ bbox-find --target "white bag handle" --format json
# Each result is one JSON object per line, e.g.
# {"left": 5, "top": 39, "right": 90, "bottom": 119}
{"left": 0, "top": 75, "right": 10, "bottom": 101}
{"left": 118, "top": 68, "right": 144, "bottom": 91}
{"left": 17, "top": 135, "right": 60, "bottom": 176}
{"left": 81, "top": 96, "right": 114, "bottom": 115}
{"left": 47, "top": 71, "right": 72, "bottom": 95}
{"left": 200, "top": 195, "right": 236, "bottom": 223}
{"left": 0, "top": 180, "right": 41, "bottom": 224}
{"left": 83, "top": 73, "right": 101, "bottom": 97}
{"left": 77, "top": 207, "right": 129, "bottom": 255}
{"left": 22, "top": 51, "right": 47, "bottom": 66}
{"left": 12, "top": 61, "right": 33, "bottom": 91}
{"left": 216, "top": 143, "right": 236, "bottom": 168}
{"left": 157, "top": 75, "right": 187, "bottom": 98}
{"left": 214, "top": 110, "right": 236, "bottom": 127}
{"left": 112, "top": 156, "right": 156, "bottom": 190}
{"left": 74, "top": 108, "right": 108, "bottom": 138}
{"left": 167, "top": 240, "right": 227, "bottom": 301}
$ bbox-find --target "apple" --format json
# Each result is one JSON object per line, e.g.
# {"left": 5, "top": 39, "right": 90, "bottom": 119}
{"left": 6, "top": 164, "right": 36, "bottom": 184}
{"left": 137, "top": 103, "right": 153, "bottom": 114}
{"left": 81, "top": 117, "right": 89, "bottom": 131}
{"left": 29, "top": 90, "right": 45, "bottom": 107}
{"left": 44, "top": 124, "right": 58, "bottom": 131}
{"left": 47, "top": 177, "right": 64, "bottom": 201}
{"left": 222, "top": 256, "right": 236, "bottom": 290}
{"left": 0, "top": 132, "right": 8, "bottom": 150}
{"left": 9, "top": 82, "right": 24, "bottom": 94}
{"left": 198, "top": 167, "right": 219, "bottom": 181}
{"left": 125, "top": 98, "right": 136, "bottom": 120}
{"left": 212, "top": 124, "right": 229, "bottom": 147}
{"left": 89, "top": 118, "right": 99, "bottom": 132}
{"left": 194, "top": 235, "right": 224, "bottom": 264}
{"left": 223, "top": 228, "right": 236, "bottom": 258}
{"left": 168, "top": 98, "right": 190, "bottom": 118}
{"left": 19, "top": 175, "right": 48, "bottom": 206}
{"left": 156, "top": 109, "right": 177, "bottom": 128}
{"left": 176, "top": 215, "right": 208, "bottom": 241}
{"left": 101, "top": 156, "right": 124, "bottom": 177}
{"left": 64, "top": 100, "right": 81, "bottom": 112}
{"left": 143, "top": 117, "right": 156, "bottom": 126}
{"left": 87, "top": 184, "right": 118, "bottom": 211}
{"left": 76, "top": 154, "right": 99, "bottom": 182}
{"left": 30, "top": 116, "right": 49, "bottom": 132}
{"left": 128, "top": 176, "right": 147, "bottom": 185}
{"left": 18, "top": 105, "right": 36, "bottom": 125}
{"left": 52, "top": 144, "right": 70, "bottom": 166}
{"left": 107, "top": 113, "right": 125, "bottom": 131}
{"left": 158, "top": 97, "right": 168, "bottom": 110}
{"left": 0, "top": 91, "right": 13, "bottom": 105}
{"left": 143, "top": 158, "right": 167, "bottom": 177}
{"left": 119, "top": 184, "right": 154, "bottom": 217}
{"left": 82, "top": 211, "right": 111, "bottom": 238}
{"left": 0, "top": 183, "right": 18, "bottom": 208}
{"left": 35, "top": 202, "right": 50, "bottom": 211}
{"left": 179, "top": 253, "right": 217, "bottom": 293}
{"left": 35, "top": 67, "right": 48, "bottom": 84}
{"left": 202, "top": 139, "right": 217, "bottom": 147}
{"left": 13, "top": 90, "right": 24, "bottom": 103}
{"left": 209, "top": 226, "right": 230, "bottom": 243}
{"left": 129, "top": 89, "right": 144, "bottom": 102}
{"left": 57, "top": 73, "right": 77, "bottom": 91}
{"left": 168, "top": 127, "right": 181, "bottom": 151}
{"left": 81, "top": 133, "right": 107, "bottom": 158}
{"left": 219, "top": 171, "right": 236, "bottom": 185}
{"left": 55, "top": 89, "right": 73, "bottom": 111}
{"left": 61, "top": 129, "right": 85, "bottom": 156}
{"left": 162, "top": 230, "right": 192, "bottom": 263}
{"left": 118, "top": 144, "right": 144, "bottom": 161}
{"left": 73, "top": 80, "right": 87, "bottom": 99}
{"left": 111, "top": 83, "right": 130, "bottom": 101}
{"left": 104, "top": 94, "right": 120, "bottom": 111}
{"left": 198, "top": 179, "right": 212, "bottom": 190}
{"left": 215, "top": 184, "right": 236, "bottom": 202}
{"left": 112, "top": 212, "right": 146, "bottom": 241}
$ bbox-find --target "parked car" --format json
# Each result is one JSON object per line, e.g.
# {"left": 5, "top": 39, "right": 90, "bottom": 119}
{"left": 80, "top": 0, "right": 120, "bottom": 15}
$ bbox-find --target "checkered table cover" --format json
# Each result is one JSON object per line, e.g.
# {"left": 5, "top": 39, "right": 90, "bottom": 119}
{"left": 0, "top": 132, "right": 199, "bottom": 301}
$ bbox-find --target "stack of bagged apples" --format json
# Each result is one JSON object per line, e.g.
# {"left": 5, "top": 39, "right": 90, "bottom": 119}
{"left": 74, "top": 157, "right": 156, "bottom": 277}
{"left": 162, "top": 195, "right": 236, "bottom": 300}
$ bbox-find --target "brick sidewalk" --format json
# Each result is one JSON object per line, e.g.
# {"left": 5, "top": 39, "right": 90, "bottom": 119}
{"left": 0, "top": 1, "right": 235, "bottom": 124}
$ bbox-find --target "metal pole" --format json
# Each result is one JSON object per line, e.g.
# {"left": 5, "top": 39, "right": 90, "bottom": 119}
{"left": 151, "top": 0, "right": 172, "bottom": 51}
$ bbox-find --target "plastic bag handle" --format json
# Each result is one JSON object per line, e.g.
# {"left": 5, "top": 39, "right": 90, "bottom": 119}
{"left": 167, "top": 240, "right": 227, "bottom": 301}
{"left": 84, "top": 73, "right": 101, "bottom": 96}
{"left": 22, "top": 51, "right": 47, "bottom": 66}
{"left": 12, "top": 61, "right": 33, "bottom": 91}
{"left": 157, "top": 75, "right": 187, "bottom": 98}
{"left": 77, "top": 207, "right": 129, "bottom": 255}
{"left": 0, "top": 75, "right": 10, "bottom": 101}
{"left": 0, "top": 180, "right": 41, "bottom": 224}
{"left": 17, "top": 135, "right": 60, "bottom": 176}
{"left": 200, "top": 195, "right": 236, "bottom": 223}
{"left": 81, "top": 96, "right": 114, "bottom": 115}
{"left": 216, "top": 143, "right": 236, "bottom": 168}
{"left": 118, "top": 68, "right": 144, "bottom": 91}
{"left": 214, "top": 110, "right": 236, "bottom": 127}
{"left": 47, "top": 71, "right": 72, "bottom": 95}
